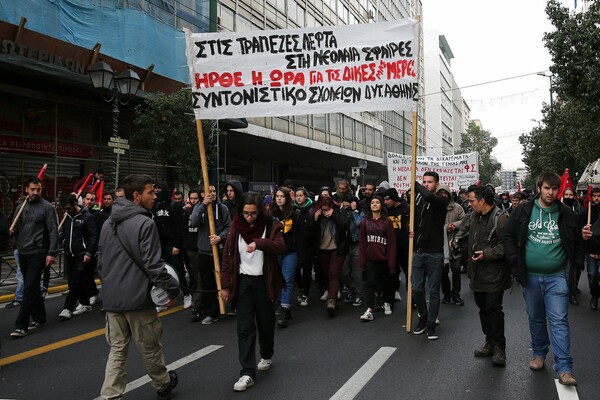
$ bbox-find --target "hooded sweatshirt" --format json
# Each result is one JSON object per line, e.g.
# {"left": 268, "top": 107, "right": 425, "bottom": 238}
{"left": 189, "top": 199, "right": 231, "bottom": 254}
{"left": 98, "top": 198, "right": 180, "bottom": 312}
{"left": 413, "top": 181, "right": 448, "bottom": 253}
{"left": 359, "top": 217, "right": 396, "bottom": 273}
{"left": 223, "top": 180, "right": 243, "bottom": 217}
{"left": 14, "top": 197, "right": 59, "bottom": 256}
{"left": 525, "top": 199, "right": 567, "bottom": 275}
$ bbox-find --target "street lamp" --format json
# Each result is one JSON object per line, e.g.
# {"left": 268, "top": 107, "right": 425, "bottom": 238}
{"left": 537, "top": 71, "right": 553, "bottom": 108}
{"left": 88, "top": 59, "right": 140, "bottom": 188}
{"left": 530, "top": 118, "right": 541, "bottom": 128}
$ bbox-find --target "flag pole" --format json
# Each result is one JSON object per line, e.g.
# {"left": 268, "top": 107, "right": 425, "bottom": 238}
{"left": 10, "top": 163, "right": 49, "bottom": 233}
{"left": 195, "top": 119, "right": 226, "bottom": 315}
{"left": 406, "top": 15, "right": 420, "bottom": 333}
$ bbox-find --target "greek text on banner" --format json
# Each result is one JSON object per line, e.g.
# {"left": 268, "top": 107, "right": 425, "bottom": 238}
{"left": 387, "top": 152, "right": 479, "bottom": 192}
{"left": 184, "top": 20, "right": 419, "bottom": 119}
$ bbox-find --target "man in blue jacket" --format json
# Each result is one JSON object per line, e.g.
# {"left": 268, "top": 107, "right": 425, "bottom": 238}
{"left": 504, "top": 172, "right": 583, "bottom": 387}
{"left": 98, "top": 174, "right": 180, "bottom": 400}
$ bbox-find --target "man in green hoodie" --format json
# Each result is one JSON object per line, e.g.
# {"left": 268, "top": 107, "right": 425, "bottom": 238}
{"left": 504, "top": 172, "right": 584, "bottom": 387}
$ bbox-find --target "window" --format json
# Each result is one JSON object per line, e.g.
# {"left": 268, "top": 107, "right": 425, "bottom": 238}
{"left": 343, "top": 115, "right": 353, "bottom": 139}
{"left": 314, "top": 114, "right": 327, "bottom": 131}
{"left": 330, "top": 114, "right": 340, "bottom": 136}
{"left": 288, "top": 1, "right": 305, "bottom": 26}
{"left": 218, "top": 4, "right": 234, "bottom": 31}
{"left": 236, "top": 14, "right": 254, "bottom": 31}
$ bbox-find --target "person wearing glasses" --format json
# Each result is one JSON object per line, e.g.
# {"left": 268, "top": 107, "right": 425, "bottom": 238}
{"left": 220, "top": 192, "right": 285, "bottom": 392}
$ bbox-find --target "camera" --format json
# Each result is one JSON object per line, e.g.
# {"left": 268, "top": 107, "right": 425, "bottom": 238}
{"left": 451, "top": 238, "right": 467, "bottom": 257}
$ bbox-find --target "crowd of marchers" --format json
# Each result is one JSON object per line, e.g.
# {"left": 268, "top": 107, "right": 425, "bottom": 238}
{"left": 2, "top": 169, "right": 600, "bottom": 398}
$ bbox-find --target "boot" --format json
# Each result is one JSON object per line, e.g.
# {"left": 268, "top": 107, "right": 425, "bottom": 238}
{"left": 492, "top": 346, "right": 506, "bottom": 366}
{"left": 277, "top": 307, "right": 289, "bottom": 328}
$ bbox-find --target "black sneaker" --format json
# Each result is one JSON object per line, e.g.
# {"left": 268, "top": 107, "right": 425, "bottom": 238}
{"left": 413, "top": 319, "right": 427, "bottom": 335}
{"left": 451, "top": 296, "right": 465, "bottom": 306}
{"left": 344, "top": 292, "right": 356, "bottom": 303}
{"left": 441, "top": 296, "right": 451, "bottom": 304}
{"left": 427, "top": 326, "right": 438, "bottom": 340}
{"left": 190, "top": 309, "right": 202, "bottom": 323}
{"left": 352, "top": 297, "right": 364, "bottom": 307}
{"left": 5, "top": 300, "right": 21, "bottom": 308}
{"left": 28, "top": 321, "right": 46, "bottom": 330}
{"left": 157, "top": 370, "right": 178, "bottom": 400}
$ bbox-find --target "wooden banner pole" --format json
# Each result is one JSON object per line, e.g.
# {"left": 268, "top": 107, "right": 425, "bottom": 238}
{"left": 405, "top": 110, "right": 418, "bottom": 333}
{"left": 9, "top": 196, "right": 29, "bottom": 234}
{"left": 196, "top": 119, "right": 226, "bottom": 315}
{"left": 58, "top": 173, "right": 94, "bottom": 231}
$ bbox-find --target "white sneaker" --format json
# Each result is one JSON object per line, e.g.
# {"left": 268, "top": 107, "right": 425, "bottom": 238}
{"left": 156, "top": 306, "right": 168, "bottom": 312}
{"left": 257, "top": 358, "right": 272, "bottom": 371}
{"left": 73, "top": 305, "right": 92, "bottom": 315}
{"left": 183, "top": 294, "right": 192, "bottom": 309}
{"left": 337, "top": 290, "right": 341, "bottom": 299}
{"left": 395, "top": 291, "right": 402, "bottom": 301}
{"left": 320, "top": 290, "right": 329, "bottom": 301}
{"left": 58, "top": 309, "right": 73, "bottom": 319}
{"left": 300, "top": 295, "right": 309, "bottom": 307}
{"left": 360, "top": 310, "right": 373, "bottom": 321}
{"left": 383, "top": 302, "right": 392, "bottom": 316}
{"left": 233, "top": 375, "right": 255, "bottom": 391}
{"left": 436, "top": 318, "right": 440, "bottom": 325}
{"left": 89, "top": 296, "right": 98, "bottom": 305}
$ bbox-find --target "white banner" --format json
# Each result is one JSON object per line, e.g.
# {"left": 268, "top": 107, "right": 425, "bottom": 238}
{"left": 387, "top": 152, "right": 479, "bottom": 192}
{"left": 184, "top": 20, "right": 419, "bottom": 119}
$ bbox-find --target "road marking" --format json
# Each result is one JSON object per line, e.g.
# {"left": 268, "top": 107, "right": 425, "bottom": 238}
{"left": 0, "top": 306, "right": 183, "bottom": 366}
{"left": 555, "top": 379, "right": 579, "bottom": 400}
{"left": 330, "top": 346, "right": 397, "bottom": 400}
{"left": 92, "top": 345, "right": 224, "bottom": 400}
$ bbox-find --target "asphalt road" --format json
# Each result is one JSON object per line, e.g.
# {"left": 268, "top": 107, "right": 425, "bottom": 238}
{"left": 0, "top": 275, "right": 598, "bottom": 400}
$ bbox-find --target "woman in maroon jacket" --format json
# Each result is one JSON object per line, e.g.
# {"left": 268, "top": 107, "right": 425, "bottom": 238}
{"left": 220, "top": 192, "right": 285, "bottom": 392}
{"left": 359, "top": 195, "right": 396, "bottom": 321}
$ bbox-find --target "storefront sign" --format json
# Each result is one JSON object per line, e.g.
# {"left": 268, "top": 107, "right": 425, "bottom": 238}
{"left": 0, "top": 135, "right": 92, "bottom": 158}
{"left": 1, "top": 39, "right": 87, "bottom": 75}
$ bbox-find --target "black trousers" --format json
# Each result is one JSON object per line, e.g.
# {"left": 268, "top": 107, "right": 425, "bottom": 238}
{"left": 15, "top": 252, "right": 47, "bottom": 330}
{"left": 474, "top": 291, "right": 506, "bottom": 350}
{"left": 198, "top": 253, "right": 220, "bottom": 318}
{"left": 236, "top": 274, "right": 275, "bottom": 379}
{"left": 441, "top": 258, "right": 462, "bottom": 298}
{"left": 63, "top": 254, "right": 92, "bottom": 311}
{"left": 364, "top": 260, "right": 394, "bottom": 310}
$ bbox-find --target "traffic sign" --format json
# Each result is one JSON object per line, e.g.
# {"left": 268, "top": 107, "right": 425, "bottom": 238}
{"left": 113, "top": 148, "right": 125, "bottom": 154}
{"left": 108, "top": 142, "right": 130, "bottom": 149}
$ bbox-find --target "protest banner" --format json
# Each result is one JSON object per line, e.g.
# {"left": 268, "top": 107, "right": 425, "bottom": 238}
{"left": 184, "top": 20, "right": 419, "bottom": 119}
{"left": 387, "top": 152, "right": 479, "bottom": 192}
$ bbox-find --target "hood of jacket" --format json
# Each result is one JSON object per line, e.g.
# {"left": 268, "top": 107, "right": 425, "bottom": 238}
{"left": 437, "top": 185, "right": 455, "bottom": 206}
{"left": 224, "top": 180, "right": 243, "bottom": 200}
{"left": 110, "top": 198, "right": 151, "bottom": 225}
{"left": 155, "top": 181, "right": 171, "bottom": 204}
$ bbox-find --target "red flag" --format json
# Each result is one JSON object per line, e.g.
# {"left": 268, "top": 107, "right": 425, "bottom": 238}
{"left": 476, "top": 181, "right": 482, "bottom": 187}
{"left": 89, "top": 179, "right": 101, "bottom": 194}
{"left": 95, "top": 180, "right": 105, "bottom": 209}
{"left": 583, "top": 185, "right": 593, "bottom": 208}
{"left": 558, "top": 168, "right": 574, "bottom": 201}
{"left": 37, "top": 163, "right": 47, "bottom": 185}
{"left": 172, "top": 188, "right": 177, "bottom": 200}
{"left": 75, "top": 173, "right": 94, "bottom": 197}
{"left": 517, "top": 180, "right": 522, "bottom": 193}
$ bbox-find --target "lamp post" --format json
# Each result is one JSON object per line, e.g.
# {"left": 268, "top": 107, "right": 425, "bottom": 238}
{"left": 537, "top": 72, "right": 553, "bottom": 109}
{"left": 530, "top": 118, "right": 541, "bottom": 128}
{"left": 88, "top": 59, "right": 140, "bottom": 188}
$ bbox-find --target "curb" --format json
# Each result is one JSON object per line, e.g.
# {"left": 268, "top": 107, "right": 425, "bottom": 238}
{"left": 0, "top": 279, "right": 101, "bottom": 304}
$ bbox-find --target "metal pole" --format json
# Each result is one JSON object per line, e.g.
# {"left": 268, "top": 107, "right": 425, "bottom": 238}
{"left": 113, "top": 91, "right": 120, "bottom": 189}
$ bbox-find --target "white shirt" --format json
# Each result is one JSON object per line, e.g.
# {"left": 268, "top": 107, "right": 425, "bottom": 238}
{"left": 238, "top": 227, "right": 266, "bottom": 276}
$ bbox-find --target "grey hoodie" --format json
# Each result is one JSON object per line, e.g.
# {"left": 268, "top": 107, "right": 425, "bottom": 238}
{"left": 189, "top": 200, "right": 231, "bottom": 255}
{"left": 98, "top": 198, "right": 180, "bottom": 312}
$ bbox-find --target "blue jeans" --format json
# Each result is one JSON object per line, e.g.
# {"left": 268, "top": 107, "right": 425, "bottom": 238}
{"left": 521, "top": 273, "right": 573, "bottom": 374}
{"left": 411, "top": 252, "right": 443, "bottom": 328}
{"left": 278, "top": 252, "right": 298, "bottom": 308}
{"left": 586, "top": 254, "right": 600, "bottom": 298}
{"left": 14, "top": 249, "right": 24, "bottom": 302}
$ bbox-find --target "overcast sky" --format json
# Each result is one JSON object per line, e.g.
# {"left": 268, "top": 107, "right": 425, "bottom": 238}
{"left": 421, "top": 0, "right": 577, "bottom": 170}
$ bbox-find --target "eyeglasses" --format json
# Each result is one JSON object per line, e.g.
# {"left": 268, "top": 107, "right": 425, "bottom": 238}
{"left": 242, "top": 211, "right": 258, "bottom": 218}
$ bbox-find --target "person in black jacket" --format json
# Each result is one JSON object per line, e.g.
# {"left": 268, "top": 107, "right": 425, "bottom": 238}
{"left": 0, "top": 209, "right": 8, "bottom": 252}
{"left": 153, "top": 181, "right": 189, "bottom": 310}
{"left": 580, "top": 187, "right": 600, "bottom": 309}
{"left": 410, "top": 172, "right": 448, "bottom": 340}
{"left": 503, "top": 172, "right": 583, "bottom": 387}
{"left": 58, "top": 194, "right": 97, "bottom": 319}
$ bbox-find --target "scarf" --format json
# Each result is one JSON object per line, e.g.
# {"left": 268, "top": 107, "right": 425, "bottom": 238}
{"left": 233, "top": 213, "right": 267, "bottom": 244}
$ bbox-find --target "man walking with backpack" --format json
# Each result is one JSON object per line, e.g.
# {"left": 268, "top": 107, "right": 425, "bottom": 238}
{"left": 455, "top": 185, "right": 511, "bottom": 366}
